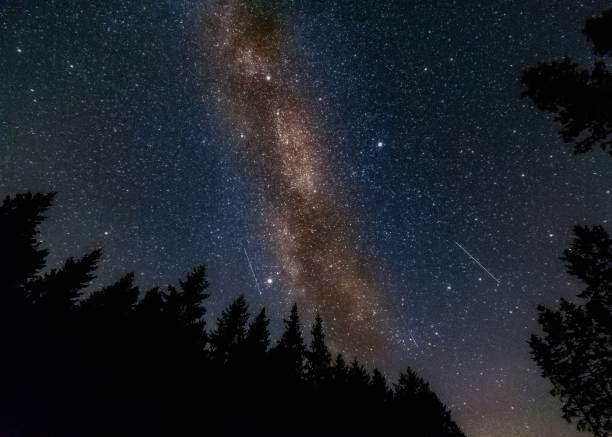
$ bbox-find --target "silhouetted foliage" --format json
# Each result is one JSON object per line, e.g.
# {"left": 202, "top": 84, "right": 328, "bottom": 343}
{"left": 530, "top": 225, "right": 612, "bottom": 437}
{"left": 0, "top": 192, "right": 466, "bottom": 437}
{"left": 522, "top": 8, "right": 612, "bottom": 155}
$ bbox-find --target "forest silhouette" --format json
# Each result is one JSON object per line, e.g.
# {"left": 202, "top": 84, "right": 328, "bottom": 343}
{"left": 0, "top": 192, "right": 466, "bottom": 437}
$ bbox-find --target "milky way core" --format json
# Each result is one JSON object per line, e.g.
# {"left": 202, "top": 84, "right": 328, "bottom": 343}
{"left": 199, "top": 0, "right": 392, "bottom": 360}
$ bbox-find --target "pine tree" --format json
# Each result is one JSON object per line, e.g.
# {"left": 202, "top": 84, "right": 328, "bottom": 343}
{"left": 272, "top": 303, "right": 306, "bottom": 381}
{"left": 28, "top": 250, "right": 101, "bottom": 316}
{"left": 370, "top": 368, "right": 390, "bottom": 404}
{"left": 178, "top": 265, "right": 210, "bottom": 328}
{"left": 347, "top": 358, "right": 370, "bottom": 398}
{"left": 306, "top": 313, "right": 332, "bottom": 383}
{"left": 332, "top": 353, "right": 349, "bottom": 386}
{"left": 82, "top": 273, "right": 139, "bottom": 318}
{"left": 0, "top": 192, "right": 54, "bottom": 292}
{"left": 209, "top": 296, "right": 250, "bottom": 365}
{"left": 245, "top": 307, "right": 270, "bottom": 356}
{"left": 394, "top": 367, "right": 427, "bottom": 406}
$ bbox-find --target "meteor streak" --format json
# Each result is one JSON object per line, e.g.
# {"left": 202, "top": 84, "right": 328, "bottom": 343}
{"left": 243, "top": 247, "right": 263, "bottom": 295}
{"left": 454, "top": 242, "right": 500, "bottom": 284}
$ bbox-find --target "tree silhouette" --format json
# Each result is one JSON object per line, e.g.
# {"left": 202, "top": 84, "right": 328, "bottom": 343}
{"left": 245, "top": 307, "right": 271, "bottom": 356}
{"left": 529, "top": 225, "right": 612, "bottom": 437}
{"left": 370, "top": 367, "right": 391, "bottom": 404}
{"left": 522, "top": 8, "right": 612, "bottom": 155}
{"left": 306, "top": 313, "right": 332, "bottom": 383}
{"left": 209, "top": 295, "right": 249, "bottom": 365}
{"left": 0, "top": 192, "right": 54, "bottom": 292}
{"left": 271, "top": 302, "right": 306, "bottom": 381}
{"left": 332, "top": 352, "right": 349, "bottom": 387}
{"left": 0, "top": 192, "right": 467, "bottom": 437}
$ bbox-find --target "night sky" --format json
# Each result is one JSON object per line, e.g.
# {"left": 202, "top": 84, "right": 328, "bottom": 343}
{"left": 2, "top": 1, "right": 611, "bottom": 436}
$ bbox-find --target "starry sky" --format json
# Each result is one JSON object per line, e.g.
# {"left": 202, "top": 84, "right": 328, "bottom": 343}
{"left": 2, "top": 1, "right": 611, "bottom": 436}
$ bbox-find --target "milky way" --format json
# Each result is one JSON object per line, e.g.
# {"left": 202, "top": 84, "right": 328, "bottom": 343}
{"left": 198, "top": 0, "right": 391, "bottom": 360}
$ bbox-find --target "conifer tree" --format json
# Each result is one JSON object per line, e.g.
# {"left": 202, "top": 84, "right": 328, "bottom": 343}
{"left": 332, "top": 353, "right": 349, "bottom": 386}
{"left": 29, "top": 250, "right": 101, "bottom": 316}
{"left": 347, "top": 358, "right": 370, "bottom": 400}
{"left": 245, "top": 307, "right": 271, "bottom": 356}
{"left": 306, "top": 313, "right": 332, "bottom": 383}
{"left": 82, "top": 273, "right": 139, "bottom": 318}
{"left": 272, "top": 303, "right": 306, "bottom": 381}
{"left": 178, "top": 265, "right": 210, "bottom": 328}
{"left": 0, "top": 192, "right": 54, "bottom": 292}
{"left": 370, "top": 368, "right": 390, "bottom": 403}
{"left": 209, "top": 296, "right": 250, "bottom": 365}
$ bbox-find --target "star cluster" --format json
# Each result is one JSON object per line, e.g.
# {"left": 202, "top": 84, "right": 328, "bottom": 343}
{"left": 2, "top": 1, "right": 611, "bottom": 436}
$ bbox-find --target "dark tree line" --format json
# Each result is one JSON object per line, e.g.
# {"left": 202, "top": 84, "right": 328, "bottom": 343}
{"left": 0, "top": 192, "right": 465, "bottom": 437}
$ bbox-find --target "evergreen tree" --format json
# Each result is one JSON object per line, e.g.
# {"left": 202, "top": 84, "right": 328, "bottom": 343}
{"left": 394, "top": 367, "right": 464, "bottom": 437}
{"left": 0, "top": 192, "right": 54, "bottom": 292}
{"left": 82, "top": 273, "right": 139, "bottom": 318}
{"left": 272, "top": 303, "right": 306, "bottom": 381}
{"left": 332, "top": 353, "right": 349, "bottom": 386}
{"left": 29, "top": 250, "right": 101, "bottom": 316}
{"left": 178, "top": 265, "right": 210, "bottom": 349}
{"left": 347, "top": 358, "right": 370, "bottom": 402}
{"left": 178, "top": 265, "right": 210, "bottom": 328}
{"left": 209, "top": 296, "right": 250, "bottom": 365}
{"left": 394, "top": 366, "right": 426, "bottom": 405}
{"left": 370, "top": 368, "right": 390, "bottom": 404}
{"left": 245, "top": 307, "right": 271, "bottom": 356}
{"left": 306, "top": 313, "right": 332, "bottom": 383}
{"left": 529, "top": 225, "right": 612, "bottom": 437}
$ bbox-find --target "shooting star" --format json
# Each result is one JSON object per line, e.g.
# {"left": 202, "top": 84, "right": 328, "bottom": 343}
{"left": 243, "top": 247, "right": 263, "bottom": 295}
{"left": 408, "top": 330, "right": 419, "bottom": 348}
{"left": 454, "top": 241, "right": 501, "bottom": 284}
